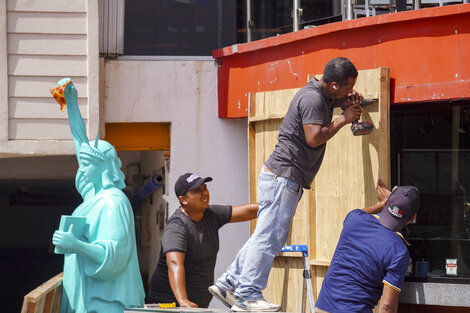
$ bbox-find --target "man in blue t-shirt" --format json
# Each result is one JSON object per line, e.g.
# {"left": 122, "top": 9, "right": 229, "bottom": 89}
{"left": 315, "top": 180, "right": 420, "bottom": 313}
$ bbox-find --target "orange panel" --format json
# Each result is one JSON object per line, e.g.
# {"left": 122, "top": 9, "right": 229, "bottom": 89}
{"left": 213, "top": 4, "right": 470, "bottom": 118}
{"left": 105, "top": 123, "right": 170, "bottom": 151}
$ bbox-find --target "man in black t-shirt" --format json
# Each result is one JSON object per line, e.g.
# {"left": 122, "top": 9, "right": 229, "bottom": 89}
{"left": 148, "top": 173, "right": 258, "bottom": 308}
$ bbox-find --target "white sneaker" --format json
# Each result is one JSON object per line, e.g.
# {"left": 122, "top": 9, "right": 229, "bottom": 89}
{"left": 231, "top": 298, "right": 281, "bottom": 312}
{"left": 208, "top": 284, "right": 236, "bottom": 308}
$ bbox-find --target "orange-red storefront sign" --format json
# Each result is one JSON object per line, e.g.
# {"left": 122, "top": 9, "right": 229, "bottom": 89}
{"left": 213, "top": 4, "right": 470, "bottom": 118}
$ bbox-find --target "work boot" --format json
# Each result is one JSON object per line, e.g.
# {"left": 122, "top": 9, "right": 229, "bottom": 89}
{"left": 231, "top": 298, "right": 281, "bottom": 312}
{"left": 208, "top": 283, "right": 236, "bottom": 308}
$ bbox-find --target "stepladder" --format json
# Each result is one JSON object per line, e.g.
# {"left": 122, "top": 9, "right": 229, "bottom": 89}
{"left": 281, "top": 245, "right": 315, "bottom": 313}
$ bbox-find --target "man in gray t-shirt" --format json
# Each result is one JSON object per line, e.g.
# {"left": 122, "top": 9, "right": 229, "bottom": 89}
{"left": 148, "top": 173, "right": 258, "bottom": 308}
{"left": 211, "top": 57, "right": 364, "bottom": 312}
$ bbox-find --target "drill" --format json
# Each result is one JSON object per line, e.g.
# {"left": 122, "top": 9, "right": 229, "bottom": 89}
{"left": 340, "top": 98, "right": 375, "bottom": 136}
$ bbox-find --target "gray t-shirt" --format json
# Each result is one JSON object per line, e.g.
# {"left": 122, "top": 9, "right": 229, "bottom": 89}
{"left": 265, "top": 79, "right": 335, "bottom": 188}
{"left": 149, "top": 205, "right": 232, "bottom": 307}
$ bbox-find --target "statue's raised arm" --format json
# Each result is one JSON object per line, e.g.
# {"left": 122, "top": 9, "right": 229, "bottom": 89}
{"left": 50, "top": 78, "right": 88, "bottom": 162}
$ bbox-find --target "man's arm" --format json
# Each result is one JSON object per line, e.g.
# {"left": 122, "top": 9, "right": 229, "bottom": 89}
{"left": 166, "top": 252, "right": 198, "bottom": 308}
{"left": 303, "top": 103, "right": 362, "bottom": 148}
{"left": 361, "top": 201, "right": 386, "bottom": 214}
{"left": 361, "top": 179, "right": 393, "bottom": 214}
{"left": 378, "top": 284, "right": 400, "bottom": 313}
{"left": 230, "top": 204, "right": 259, "bottom": 223}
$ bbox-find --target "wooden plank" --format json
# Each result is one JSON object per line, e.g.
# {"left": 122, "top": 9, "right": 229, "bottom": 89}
{"left": 21, "top": 273, "right": 63, "bottom": 313}
{"left": 8, "top": 76, "right": 88, "bottom": 98}
{"left": 265, "top": 257, "right": 306, "bottom": 313}
{"left": 8, "top": 34, "right": 87, "bottom": 55}
{"left": 9, "top": 118, "right": 80, "bottom": 140}
{"left": 310, "top": 259, "right": 330, "bottom": 267}
{"left": 43, "top": 289, "right": 55, "bottom": 313}
{"left": 308, "top": 186, "right": 316, "bottom": 262}
{"left": 8, "top": 55, "right": 87, "bottom": 76}
{"left": 248, "top": 92, "right": 258, "bottom": 234}
{"left": 247, "top": 68, "right": 390, "bottom": 303}
{"left": 7, "top": 12, "right": 87, "bottom": 34}
{"left": 8, "top": 0, "right": 86, "bottom": 12}
{"left": 10, "top": 97, "right": 88, "bottom": 119}
{"left": 51, "top": 285, "right": 61, "bottom": 313}
{"left": 312, "top": 266, "right": 329, "bottom": 300}
{"left": 248, "top": 87, "right": 312, "bottom": 312}
{"left": 248, "top": 114, "right": 284, "bottom": 123}
{"left": 314, "top": 68, "right": 390, "bottom": 262}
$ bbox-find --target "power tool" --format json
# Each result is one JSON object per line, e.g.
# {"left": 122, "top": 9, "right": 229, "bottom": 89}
{"left": 340, "top": 98, "right": 375, "bottom": 136}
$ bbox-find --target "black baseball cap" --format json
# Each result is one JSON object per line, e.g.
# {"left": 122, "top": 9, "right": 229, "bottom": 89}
{"left": 379, "top": 186, "right": 420, "bottom": 232}
{"left": 175, "top": 173, "right": 213, "bottom": 197}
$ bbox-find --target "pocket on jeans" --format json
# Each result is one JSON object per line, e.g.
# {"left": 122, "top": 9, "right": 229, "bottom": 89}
{"left": 258, "top": 174, "right": 276, "bottom": 205}
{"left": 285, "top": 179, "right": 300, "bottom": 193}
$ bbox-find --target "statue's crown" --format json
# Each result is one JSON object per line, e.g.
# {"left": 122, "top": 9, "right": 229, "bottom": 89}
{"left": 79, "top": 142, "right": 112, "bottom": 161}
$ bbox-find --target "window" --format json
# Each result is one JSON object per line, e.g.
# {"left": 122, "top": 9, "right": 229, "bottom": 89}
{"left": 247, "top": 0, "right": 342, "bottom": 42}
{"left": 122, "top": 0, "right": 343, "bottom": 56}
{"left": 124, "top": 0, "right": 237, "bottom": 56}
{"left": 391, "top": 101, "right": 470, "bottom": 280}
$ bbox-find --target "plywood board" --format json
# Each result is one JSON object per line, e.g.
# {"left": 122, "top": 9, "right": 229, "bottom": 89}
{"left": 313, "top": 67, "right": 390, "bottom": 261}
{"left": 265, "top": 256, "right": 306, "bottom": 313}
{"left": 247, "top": 68, "right": 390, "bottom": 306}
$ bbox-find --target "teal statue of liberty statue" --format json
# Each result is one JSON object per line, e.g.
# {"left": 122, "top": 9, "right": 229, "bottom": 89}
{"left": 51, "top": 78, "right": 145, "bottom": 313}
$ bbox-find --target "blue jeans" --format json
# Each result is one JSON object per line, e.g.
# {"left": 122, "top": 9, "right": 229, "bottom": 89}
{"left": 217, "top": 166, "right": 303, "bottom": 300}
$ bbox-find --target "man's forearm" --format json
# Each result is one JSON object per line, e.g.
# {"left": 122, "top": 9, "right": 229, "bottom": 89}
{"left": 309, "top": 115, "right": 347, "bottom": 148}
{"left": 378, "top": 301, "right": 398, "bottom": 313}
{"left": 362, "top": 200, "right": 386, "bottom": 214}
{"left": 168, "top": 266, "right": 189, "bottom": 304}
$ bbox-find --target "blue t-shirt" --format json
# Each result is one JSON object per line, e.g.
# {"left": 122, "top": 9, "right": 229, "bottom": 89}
{"left": 316, "top": 209, "right": 410, "bottom": 313}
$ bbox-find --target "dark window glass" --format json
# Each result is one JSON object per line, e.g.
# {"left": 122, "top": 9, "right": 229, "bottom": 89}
{"left": 391, "top": 101, "right": 470, "bottom": 280}
{"left": 249, "top": 1, "right": 293, "bottom": 41}
{"left": 124, "top": 0, "right": 237, "bottom": 56}
{"left": 299, "top": 0, "right": 342, "bottom": 28}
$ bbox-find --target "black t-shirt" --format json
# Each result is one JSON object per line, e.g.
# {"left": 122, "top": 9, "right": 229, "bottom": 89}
{"left": 265, "top": 79, "right": 335, "bottom": 188}
{"left": 148, "top": 205, "right": 232, "bottom": 307}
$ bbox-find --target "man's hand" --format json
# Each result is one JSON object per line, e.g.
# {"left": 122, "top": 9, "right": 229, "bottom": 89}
{"left": 341, "top": 103, "right": 362, "bottom": 124}
{"left": 348, "top": 90, "right": 364, "bottom": 104}
{"left": 362, "top": 179, "right": 394, "bottom": 214}
{"left": 376, "top": 179, "right": 392, "bottom": 205}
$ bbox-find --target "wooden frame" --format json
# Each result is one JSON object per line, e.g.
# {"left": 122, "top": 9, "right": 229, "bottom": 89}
{"left": 21, "top": 273, "right": 63, "bottom": 313}
{"left": 247, "top": 68, "right": 390, "bottom": 312}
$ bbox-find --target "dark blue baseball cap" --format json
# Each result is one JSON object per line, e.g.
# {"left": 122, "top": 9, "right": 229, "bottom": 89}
{"left": 379, "top": 186, "right": 420, "bottom": 232}
{"left": 175, "top": 173, "right": 212, "bottom": 197}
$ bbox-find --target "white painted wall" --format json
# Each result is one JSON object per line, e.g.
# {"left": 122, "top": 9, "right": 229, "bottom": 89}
{"left": 0, "top": 0, "right": 100, "bottom": 155}
{"left": 104, "top": 59, "right": 250, "bottom": 308}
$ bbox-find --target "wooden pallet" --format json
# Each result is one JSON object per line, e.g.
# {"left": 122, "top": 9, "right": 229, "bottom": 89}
{"left": 21, "top": 273, "right": 63, "bottom": 313}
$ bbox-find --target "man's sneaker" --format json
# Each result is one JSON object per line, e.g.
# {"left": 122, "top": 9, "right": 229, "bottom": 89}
{"left": 231, "top": 298, "right": 281, "bottom": 312}
{"left": 208, "top": 284, "right": 236, "bottom": 308}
